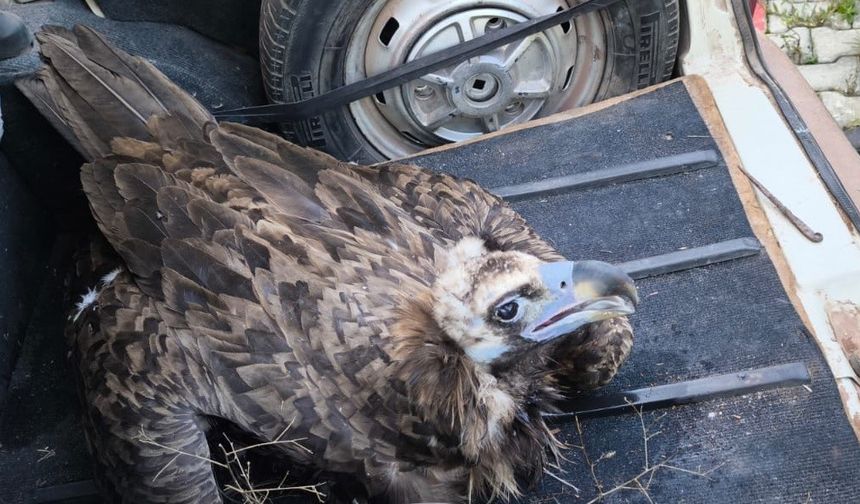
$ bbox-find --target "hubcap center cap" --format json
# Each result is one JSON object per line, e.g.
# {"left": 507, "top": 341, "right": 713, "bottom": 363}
{"left": 450, "top": 62, "right": 514, "bottom": 117}
{"left": 465, "top": 73, "right": 499, "bottom": 102}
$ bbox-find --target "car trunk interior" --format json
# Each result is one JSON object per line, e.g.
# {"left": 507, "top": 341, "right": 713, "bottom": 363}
{"left": 1, "top": 0, "right": 859, "bottom": 503}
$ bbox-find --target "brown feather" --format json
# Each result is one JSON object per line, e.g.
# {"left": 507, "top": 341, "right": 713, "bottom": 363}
{"left": 186, "top": 198, "right": 250, "bottom": 239}
{"left": 109, "top": 137, "right": 164, "bottom": 163}
{"left": 231, "top": 156, "right": 327, "bottom": 221}
{"left": 17, "top": 69, "right": 112, "bottom": 159}
{"left": 37, "top": 31, "right": 156, "bottom": 137}
{"left": 72, "top": 26, "right": 210, "bottom": 133}
{"left": 209, "top": 127, "right": 283, "bottom": 167}
{"left": 161, "top": 238, "right": 256, "bottom": 302}
{"left": 155, "top": 186, "right": 201, "bottom": 239}
{"left": 80, "top": 159, "right": 124, "bottom": 226}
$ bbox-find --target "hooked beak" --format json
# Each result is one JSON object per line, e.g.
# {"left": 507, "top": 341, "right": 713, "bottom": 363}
{"left": 524, "top": 261, "right": 638, "bottom": 343}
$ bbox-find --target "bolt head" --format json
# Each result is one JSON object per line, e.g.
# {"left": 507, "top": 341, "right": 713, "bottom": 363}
{"left": 485, "top": 17, "right": 507, "bottom": 31}
{"left": 504, "top": 101, "right": 524, "bottom": 114}
{"left": 414, "top": 84, "right": 435, "bottom": 100}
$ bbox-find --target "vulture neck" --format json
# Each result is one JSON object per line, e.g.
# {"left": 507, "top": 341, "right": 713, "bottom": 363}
{"left": 393, "top": 294, "right": 558, "bottom": 473}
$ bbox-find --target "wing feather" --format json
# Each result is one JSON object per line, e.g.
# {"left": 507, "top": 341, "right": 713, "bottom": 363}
{"left": 161, "top": 238, "right": 256, "bottom": 302}
{"left": 37, "top": 31, "right": 156, "bottom": 136}
{"left": 186, "top": 198, "right": 251, "bottom": 239}
{"left": 156, "top": 187, "right": 201, "bottom": 239}
{"left": 73, "top": 26, "right": 210, "bottom": 133}
{"left": 232, "top": 156, "right": 327, "bottom": 221}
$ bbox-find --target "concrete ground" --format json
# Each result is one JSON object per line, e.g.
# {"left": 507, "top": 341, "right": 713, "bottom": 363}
{"left": 765, "top": 0, "right": 860, "bottom": 129}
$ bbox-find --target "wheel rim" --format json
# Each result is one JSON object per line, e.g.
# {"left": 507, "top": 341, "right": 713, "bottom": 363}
{"left": 344, "top": 0, "right": 610, "bottom": 159}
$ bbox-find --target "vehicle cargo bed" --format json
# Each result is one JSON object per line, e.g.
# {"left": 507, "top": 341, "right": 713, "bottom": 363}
{"left": 0, "top": 2, "right": 857, "bottom": 500}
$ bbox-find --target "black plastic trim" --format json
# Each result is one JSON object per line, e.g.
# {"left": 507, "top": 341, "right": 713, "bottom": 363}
{"left": 619, "top": 237, "right": 762, "bottom": 280}
{"left": 492, "top": 149, "right": 720, "bottom": 200}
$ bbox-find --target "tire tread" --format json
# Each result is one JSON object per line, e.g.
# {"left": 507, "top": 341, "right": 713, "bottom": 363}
{"left": 259, "top": 0, "right": 301, "bottom": 103}
{"left": 660, "top": 0, "right": 681, "bottom": 82}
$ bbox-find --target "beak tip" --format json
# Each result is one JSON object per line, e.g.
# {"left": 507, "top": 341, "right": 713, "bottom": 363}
{"left": 628, "top": 288, "right": 640, "bottom": 308}
{"left": 529, "top": 260, "right": 639, "bottom": 342}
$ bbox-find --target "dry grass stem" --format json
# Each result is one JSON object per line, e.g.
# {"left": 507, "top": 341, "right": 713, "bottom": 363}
{"left": 574, "top": 416, "right": 604, "bottom": 493}
{"left": 152, "top": 453, "right": 180, "bottom": 482}
{"left": 36, "top": 447, "right": 56, "bottom": 463}
{"left": 135, "top": 427, "right": 325, "bottom": 504}
{"left": 136, "top": 429, "right": 229, "bottom": 469}
{"left": 550, "top": 404, "right": 722, "bottom": 503}
{"left": 544, "top": 469, "right": 581, "bottom": 495}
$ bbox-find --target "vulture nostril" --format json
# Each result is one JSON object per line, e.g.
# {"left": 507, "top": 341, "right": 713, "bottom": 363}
{"left": 560, "top": 281, "right": 567, "bottom": 288}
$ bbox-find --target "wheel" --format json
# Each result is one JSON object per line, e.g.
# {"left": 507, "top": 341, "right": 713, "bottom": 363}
{"left": 259, "top": 0, "right": 680, "bottom": 162}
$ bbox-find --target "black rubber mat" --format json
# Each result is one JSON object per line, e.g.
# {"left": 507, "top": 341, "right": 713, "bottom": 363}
{"left": 0, "top": 235, "right": 94, "bottom": 503}
{"left": 410, "top": 81, "right": 860, "bottom": 503}
{"left": 0, "top": 151, "right": 53, "bottom": 407}
{"left": 95, "top": 0, "right": 262, "bottom": 55}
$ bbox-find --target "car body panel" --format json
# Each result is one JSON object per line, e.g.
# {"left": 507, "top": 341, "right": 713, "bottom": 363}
{"left": 681, "top": 0, "right": 860, "bottom": 437}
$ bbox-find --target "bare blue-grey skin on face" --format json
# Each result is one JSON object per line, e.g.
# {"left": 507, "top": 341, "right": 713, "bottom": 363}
{"left": 432, "top": 238, "right": 637, "bottom": 365}
{"left": 20, "top": 25, "right": 638, "bottom": 504}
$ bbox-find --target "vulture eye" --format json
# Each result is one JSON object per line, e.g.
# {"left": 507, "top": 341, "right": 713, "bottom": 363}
{"left": 494, "top": 300, "right": 521, "bottom": 323}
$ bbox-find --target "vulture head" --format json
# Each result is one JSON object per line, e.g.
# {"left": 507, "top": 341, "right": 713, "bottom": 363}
{"left": 391, "top": 237, "right": 638, "bottom": 498}
{"left": 432, "top": 237, "right": 638, "bottom": 366}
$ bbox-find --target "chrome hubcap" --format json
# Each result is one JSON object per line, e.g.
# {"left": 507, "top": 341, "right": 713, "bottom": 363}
{"left": 345, "top": 0, "right": 609, "bottom": 158}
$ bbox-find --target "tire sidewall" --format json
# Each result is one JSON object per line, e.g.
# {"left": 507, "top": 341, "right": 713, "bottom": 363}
{"left": 269, "top": 0, "right": 381, "bottom": 163}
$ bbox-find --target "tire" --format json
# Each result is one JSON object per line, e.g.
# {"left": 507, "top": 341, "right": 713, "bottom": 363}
{"left": 259, "top": 0, "right": 680, "bottom": 163}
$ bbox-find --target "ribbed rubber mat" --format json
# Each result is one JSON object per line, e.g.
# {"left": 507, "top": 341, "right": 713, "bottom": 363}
{"left": 410, "top": 81, "right": 860, "bottom": 503}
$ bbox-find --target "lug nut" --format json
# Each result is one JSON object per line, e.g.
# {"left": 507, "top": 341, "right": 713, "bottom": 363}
{"left": 505, "top": 101, "right": 524, "bottom": 114}
{"left": 486, "top": 17, "right": 506, "bottom": 31}
{"left": 414, "top": 84, "right": 435, "bottom": 100}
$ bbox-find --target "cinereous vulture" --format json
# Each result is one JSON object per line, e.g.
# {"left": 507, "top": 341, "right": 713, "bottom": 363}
{"left": 17, "top": 25, "right": 637, "bottom": 504}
